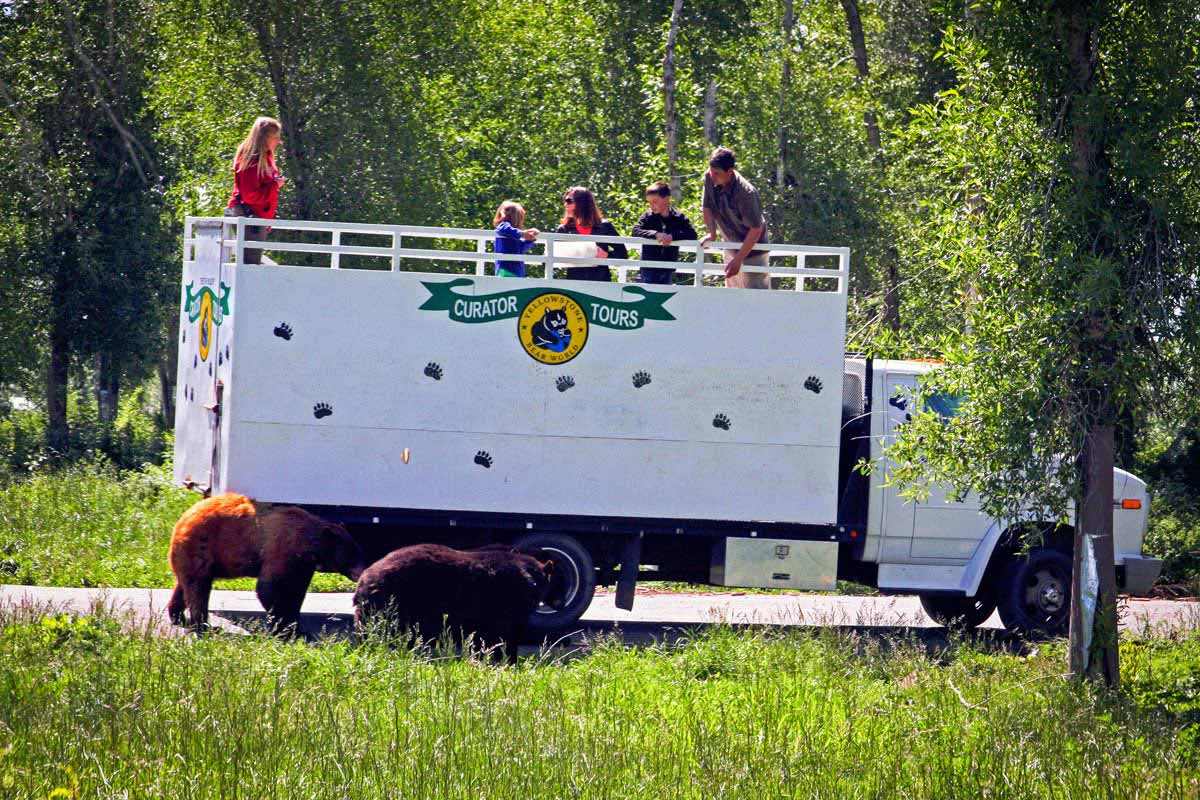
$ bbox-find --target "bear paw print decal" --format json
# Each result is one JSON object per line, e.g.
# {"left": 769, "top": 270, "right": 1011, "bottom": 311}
{"left": 712, "top": 413, "right": 731, "bottom": 430}
{"left": 313, "top": 402, "right": 333, "bottom": 419}
{"left": 273, "top": 322, "right": 293, "bottom": 340}
{"left": 632, "top": 371, "right": 652, "bottom": 389}
{"left": 424, "top": 362, "right": 443, "bottom": 380}
{"left": 474, "top": 450, "right": 493, "bottom": 468}
{"left": 556, "top": 375, "right": 575, "bottom": 393}
{"left": 804, "top": 376, "right": 822, "bottom": 394}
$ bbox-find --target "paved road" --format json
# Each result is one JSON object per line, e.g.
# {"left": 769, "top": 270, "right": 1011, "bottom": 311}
{"left": 1, "top": 584, "right": 1195, "bottom": 645}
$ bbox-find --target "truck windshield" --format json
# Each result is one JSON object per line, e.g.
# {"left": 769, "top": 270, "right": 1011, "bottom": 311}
{"left": 926, "top": 392, "right": 964, "bottom": 420}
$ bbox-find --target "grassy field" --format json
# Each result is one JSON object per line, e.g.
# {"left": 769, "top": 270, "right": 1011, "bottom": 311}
{"left": 0, "top": 465, "right": 863, "bottom": 596}
{"left": 0, "top": 464, "right": 354, "bottom": 592}
{"left": 0, "top": 606, "right": 1196, "bottom": 799}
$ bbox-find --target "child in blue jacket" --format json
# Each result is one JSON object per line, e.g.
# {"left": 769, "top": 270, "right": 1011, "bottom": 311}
{"left": 493, "top": 201, "right": 539, "bottom": 277}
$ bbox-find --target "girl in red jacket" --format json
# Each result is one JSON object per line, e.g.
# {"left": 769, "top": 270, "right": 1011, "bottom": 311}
{"left": 225, "top": 117, "right": 286, "bottom": 264}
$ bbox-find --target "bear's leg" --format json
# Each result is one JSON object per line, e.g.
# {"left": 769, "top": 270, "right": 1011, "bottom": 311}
{"left": 256, "top": 568, "right": 313, "bottom": 635}
{"left": 491, "top": 622, "right": 520, "bottom": 665}
{"left": 182, "top": 576, "right": 213, "bottom": 631}
{"left": 167, "top": 582, "right": 186, "bottom": 626}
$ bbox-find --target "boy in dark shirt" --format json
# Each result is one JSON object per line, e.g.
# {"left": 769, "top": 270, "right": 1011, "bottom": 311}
{"left": 630, "top": 181, "right": 698, "bottom": 285}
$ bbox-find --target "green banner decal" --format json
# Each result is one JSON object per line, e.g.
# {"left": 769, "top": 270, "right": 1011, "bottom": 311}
{"left": 419, "top": 279, "right": 675, "bottom": 331}
{"left": 184, "top": 281, "right": 231, "bottom": 324}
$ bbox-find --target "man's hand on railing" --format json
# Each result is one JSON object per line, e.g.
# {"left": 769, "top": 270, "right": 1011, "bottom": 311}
{"left": 699, "top": 232, "right": 717, "bottom": 248}
{"left": 724, "top": 253, "right": 744, "bottom": 279}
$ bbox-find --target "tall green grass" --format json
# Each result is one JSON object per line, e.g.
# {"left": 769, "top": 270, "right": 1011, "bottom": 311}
{"left": 0, "top": 608, "right": 1195, "bottom": 799}
{"left": 0, "top": 464, "right": 351, "bottom": 591}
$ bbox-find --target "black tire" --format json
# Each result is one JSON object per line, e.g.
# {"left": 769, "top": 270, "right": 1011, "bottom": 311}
{"left": 919, "top": 593, "right": 997, "bottom": 629}
{"left": 512, "top": 532, "right": 596, "bottom": 636}
{"left": 996, "top": 547, "right": 1072, "bottom": 638}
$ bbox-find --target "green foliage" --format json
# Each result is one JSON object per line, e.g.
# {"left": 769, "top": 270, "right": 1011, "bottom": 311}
{"left": 0, "top": 463, "right": 193, "bottom": 587}
{"left": 0, "top": 0, "right": 179, "bottom": 456}
{"left": 0, "top": 387, "right": 168, "bottom": 479}
{"left": 0, "top": 465, "right": 353, "bottom": 592}
{"left": 880, "top": 4, "right": 1200, "bottom": 527}
{"left": 0, "top": 608, "right": 1195, "bottom": 798}
{"left": 1124, "top": 634, "right": 1200, "bottom": 761}
{"left": 1136, "top": 419, "right": 1200, "bottom": 586}
{"left": 1144, "top": 511, "right": 1200, "bottom": 589}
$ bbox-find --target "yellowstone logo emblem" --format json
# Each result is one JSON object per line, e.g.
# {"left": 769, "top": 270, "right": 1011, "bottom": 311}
{"left": 184, "top": 281, "right": 231, "bottom": 362}
{"left": 518, "top": 293, "right": 588, "bottom": 364}
{"left": 419, "top": 278, "right": 675, "bottom": 363}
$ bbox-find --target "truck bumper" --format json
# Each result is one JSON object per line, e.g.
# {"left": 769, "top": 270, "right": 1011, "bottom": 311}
{"left": 1120, "top": 556, "right": 1164, "bottom": 596}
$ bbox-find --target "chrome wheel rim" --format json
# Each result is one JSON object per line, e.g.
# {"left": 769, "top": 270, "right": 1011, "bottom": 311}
{"left": 532, "top": 546, "right": 581, "bottom": 616}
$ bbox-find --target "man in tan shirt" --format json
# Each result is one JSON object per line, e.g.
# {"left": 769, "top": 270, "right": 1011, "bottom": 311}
{"left": 699, "top": 147, "right": 770, "bottom": 289}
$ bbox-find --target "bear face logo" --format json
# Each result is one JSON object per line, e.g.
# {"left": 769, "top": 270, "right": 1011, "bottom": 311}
{"left": 531, "top": 307, "right": 571, "bottom": 352}
{"left": 517, "top": 292, "right": 588, "bottom": 365}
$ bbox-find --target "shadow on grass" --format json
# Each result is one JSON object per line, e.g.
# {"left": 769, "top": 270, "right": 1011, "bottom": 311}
{"left": 212, "top": 608, "right": 1033, "bottom": 658}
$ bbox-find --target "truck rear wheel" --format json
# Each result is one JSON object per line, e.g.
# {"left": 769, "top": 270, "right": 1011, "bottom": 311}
{"left": 513, "top": 532, "right": 596, "bottom": 636}
{"left": 919, "top": 593, "right": 997, "bottom": 629}
{"left": 996, "top": 547, "right": 1072, "bottom": 638}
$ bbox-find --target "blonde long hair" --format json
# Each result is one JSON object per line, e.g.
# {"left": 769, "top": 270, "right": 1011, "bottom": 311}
{"left": 233, "top": 117, "right": 281, "bottom": 177}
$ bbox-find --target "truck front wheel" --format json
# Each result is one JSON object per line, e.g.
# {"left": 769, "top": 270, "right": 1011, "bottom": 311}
{"left": 996, "top": 547, "right": 1072, "bottom": 638}
{"left": 513, "top": 532, "right": 596, "bottom": 636}
{"left": 919, "top": 593, "right": 997, "bottom": 629}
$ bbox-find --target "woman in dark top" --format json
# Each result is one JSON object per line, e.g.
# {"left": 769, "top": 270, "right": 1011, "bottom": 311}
{"left": 554, "top": 187, "right": 626, "bottom": 282}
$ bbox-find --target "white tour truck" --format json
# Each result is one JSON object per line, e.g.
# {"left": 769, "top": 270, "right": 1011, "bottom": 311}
{"left": 174, "top": 216, "right": 1163, "bottom": 637}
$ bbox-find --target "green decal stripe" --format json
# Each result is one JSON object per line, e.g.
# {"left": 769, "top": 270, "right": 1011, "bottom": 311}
{"left": 184, "top": 281, "right": 232, "bottom": 325}
{"left": 419, "top": 279, "right": 675, "bottom": 330}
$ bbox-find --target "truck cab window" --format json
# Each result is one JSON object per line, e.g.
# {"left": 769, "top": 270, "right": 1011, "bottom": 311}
{"left": 926, "top": 392, "right": 964, "bottom": 421}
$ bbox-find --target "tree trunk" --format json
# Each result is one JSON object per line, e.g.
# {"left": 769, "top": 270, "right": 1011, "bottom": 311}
{"left": 840, "top": 0, "right": 895, "bottom": 328}
{"left": 883, "top": 251, "right": 901, "bottom": 332}
{"left": 94, "top": 352, "right": 119, "bottom": 453}
{"left": 95, "top": 352, "right": 119, "bottom": 426}
{"left": 1061, "top": 0, "right": 1120, "bottom": 686}
{"left": 158, "top": 359, "right": 175, "bottom": 430}
{"left": 1071, "top": 421, "right": 1120, "bottom": 684}
{"left": 159, "top": 311, "right": 178, "bottom": 429}
{"left": 663, "top": 0, "right": 684, "bottom": 198}
{"left": 839, "top": 0, "right": 882, "bottom": 155}
{"left": 703, "top": 80, "right": 718, "bottom": 146}
{"left": 776, "top": 0, "right": 794, "bottom": 189}
{"left": 249, "top": 18, "right": 317, "bottom": 221}
{"left": 46, "top": 286, "right": 70, "bottom": 459}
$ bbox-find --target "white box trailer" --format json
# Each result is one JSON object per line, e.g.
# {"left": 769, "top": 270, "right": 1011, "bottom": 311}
{"left": 175, "top": 217, "right": 1162, "bottom": 637}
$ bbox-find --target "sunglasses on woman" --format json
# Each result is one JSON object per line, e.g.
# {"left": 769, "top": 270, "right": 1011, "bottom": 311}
{"left": 563, "top": 198, "right": 575, "bottom": 205}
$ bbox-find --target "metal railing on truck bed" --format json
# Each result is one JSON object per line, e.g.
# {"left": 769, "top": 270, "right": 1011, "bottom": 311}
{"left": 184, "top": 216, "right": 850, "bottom": 294}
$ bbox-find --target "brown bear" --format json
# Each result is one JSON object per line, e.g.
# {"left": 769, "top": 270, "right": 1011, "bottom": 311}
{"left": 353, "top": 543, "right": 553, "bottom": 662}
{"left": 167, "top": 493, "right": 367, "bottom": 632}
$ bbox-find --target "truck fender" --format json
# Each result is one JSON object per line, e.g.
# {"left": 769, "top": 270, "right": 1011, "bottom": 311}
{"left": 958, "top": 520, "right": 1006, "bottom": 598}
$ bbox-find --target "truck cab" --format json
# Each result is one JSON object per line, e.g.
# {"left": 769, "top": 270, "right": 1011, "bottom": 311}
{"left": 842, "top": 357, "right": 1161, "bottom": 634}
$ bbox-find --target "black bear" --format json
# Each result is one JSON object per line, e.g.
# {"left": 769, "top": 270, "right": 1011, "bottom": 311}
{"left": 353, "top": 543, "right": 553, "bottom": 662}
{"left": 167, "top": 493, "right": 367, "bottom": 632}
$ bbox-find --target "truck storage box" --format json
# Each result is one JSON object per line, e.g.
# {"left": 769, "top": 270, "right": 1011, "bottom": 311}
{"left": 710, "top": 537, "right": 838, "bottom": 591}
